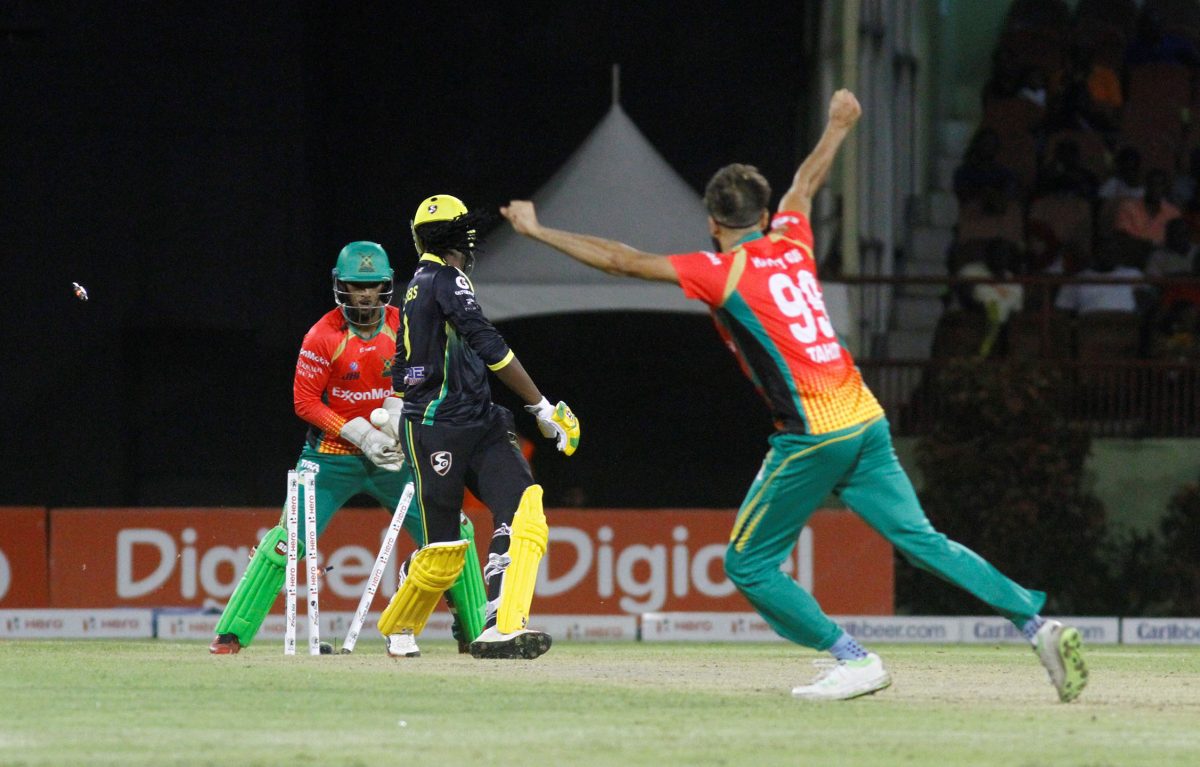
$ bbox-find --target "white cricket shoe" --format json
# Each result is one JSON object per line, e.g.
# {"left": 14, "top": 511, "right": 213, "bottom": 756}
{"left": 1034, "top": 620, "right": 1088, "bottom": 702}
{"left": 385, "top": 630, "right": 420, "bottom": 658}
{"left": 791, "top": 653, "right": 892, "bottom": 701}
{"left": 468, "top": 626, "right": 552, "bottom": 660}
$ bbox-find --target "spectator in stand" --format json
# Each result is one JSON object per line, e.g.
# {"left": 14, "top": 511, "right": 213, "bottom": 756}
{"left": 1151, "top": 300, "right": 1200, "bottom": 363}
{"left": 1036, "top": 138, "right": 1099, "bottom": 199}
{"left": 953, "top": 127, "right": 1020, "bottom": 208}
{"left": 983, "top": 48, "right": 1023, "bottom": 104}
{"left": 957, "top": 239, "right": 1025, "bottom": 357}
{"left": 1055, "top": 240, "right": 1146, "bottom": 315}
{"left": 1115, "top": 169, "right": 1181, "bottom": 247}
{"left": 1099, "top": 147, "right": 1144, "bottom": 200}
{"left": 1017, "top": 67, "right": 1048, "bottom": 108}
{"left": 1125, "top": 7, "right": 1200, "bottom": 67}
{"left": 1158, "top": 253, "right": 1200, "bottom": 319}
{"left": 1170, "top": 147, "right": 1200, "bottom": 209}
{"left": 1082, "top": 49, "right": 1122, "bottom": 128}
{"left": 1045, "top": 45, "right": 1119, "bottom": 134}
{"left": 1146, "top": 218, "right": 1200, "bottom": 278}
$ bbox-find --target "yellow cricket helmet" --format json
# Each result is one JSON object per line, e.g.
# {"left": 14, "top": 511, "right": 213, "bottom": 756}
{"left": 413, "top": 194, "right": 468, "bottom": 227}
{"left": 411, "top": 194, "right": 482, "bottom": 274}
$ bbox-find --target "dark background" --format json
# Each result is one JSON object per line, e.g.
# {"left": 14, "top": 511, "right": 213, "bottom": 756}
{"left": 1, "top": 2, "right": 817, "bottom": 508}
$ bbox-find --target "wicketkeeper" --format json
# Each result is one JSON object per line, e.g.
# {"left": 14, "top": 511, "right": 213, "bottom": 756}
{"left": 374, "top": 194, "right": 580, "bottom": 660}
{"left": 209, "top": 241, "right": 487, "bottom": 655}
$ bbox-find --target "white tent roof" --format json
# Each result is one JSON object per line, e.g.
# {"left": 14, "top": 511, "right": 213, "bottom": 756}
{"left": 473, "top": 104, "right": 713, "bottom": 321}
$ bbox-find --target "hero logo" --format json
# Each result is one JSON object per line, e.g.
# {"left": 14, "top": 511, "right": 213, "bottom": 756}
{"left": 331, "top": 386, "right": 393, "bottom": 402}
{"left": 431, "top": 451, "right": 452, "bottom": 476}
{"left": 299, "top": 349, "right": 330, "bottom": 367}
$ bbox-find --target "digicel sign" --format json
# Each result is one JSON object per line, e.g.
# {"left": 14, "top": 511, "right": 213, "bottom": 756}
{"left": 48, "top": 507, "right": 892, "bottom": 615}
{"left": 0, "top": 507, "right": 50, "bottom": 607}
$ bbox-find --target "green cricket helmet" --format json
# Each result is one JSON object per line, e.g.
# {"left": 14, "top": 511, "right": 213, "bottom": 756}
{"left": 331, "top": 241, "right": 395, "bottom": 329}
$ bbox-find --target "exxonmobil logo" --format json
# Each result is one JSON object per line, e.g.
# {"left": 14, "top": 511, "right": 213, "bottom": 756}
{"left": 330, "top": 386, "right": 392, "bottom": 402}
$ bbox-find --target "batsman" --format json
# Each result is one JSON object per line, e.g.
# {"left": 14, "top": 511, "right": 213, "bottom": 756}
{"left": 209, "top": 241, "right": 488, "bottom": 656}
{"left": 374, "top": 194, "right": 580, "bottom": 660}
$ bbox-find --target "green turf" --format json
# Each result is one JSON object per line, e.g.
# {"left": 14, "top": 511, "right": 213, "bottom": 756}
{"left": 1, "top": 640, "right": 1198, "bottom": 766}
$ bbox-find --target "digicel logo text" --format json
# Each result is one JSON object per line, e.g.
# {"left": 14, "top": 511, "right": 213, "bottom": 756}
{"left": 114, "top": 525, "right": 812, "bottom": 612}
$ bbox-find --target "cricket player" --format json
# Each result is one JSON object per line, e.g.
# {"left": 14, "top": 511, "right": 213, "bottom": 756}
{"left": 209, "top": 241, "right": 487, "bottom": 655}
{"left": 374, "top": 194, "right": 579, "bottom": 661}
{"left": 500, "top": 90, "right": 1088, "bottom": 702}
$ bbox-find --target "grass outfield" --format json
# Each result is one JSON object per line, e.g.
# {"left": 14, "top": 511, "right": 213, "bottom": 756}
{"left": 1, "top": 641, "right": 1198, "bottom": 766}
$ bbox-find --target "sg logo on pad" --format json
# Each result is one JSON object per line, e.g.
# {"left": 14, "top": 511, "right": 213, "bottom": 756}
{"left": 431, "top": 451, "right": 452, "bottom": 476}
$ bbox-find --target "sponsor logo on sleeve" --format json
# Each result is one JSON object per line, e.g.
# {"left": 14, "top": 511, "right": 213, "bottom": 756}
{"left": 297, "top": 360, "right": 323, "bottom": 378}
{"left": 300, "top": 349, "right": 331, "bottom": 368}
{"left": 403, "top": 366, "right": 425, "bottom": 385}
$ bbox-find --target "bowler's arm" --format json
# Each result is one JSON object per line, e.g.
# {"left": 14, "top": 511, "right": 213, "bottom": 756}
{"left": 500, "top": 201, "right": 679, "bottom": 284}
{"left": 777, "top": 89, "right": 862, "bottom": 218}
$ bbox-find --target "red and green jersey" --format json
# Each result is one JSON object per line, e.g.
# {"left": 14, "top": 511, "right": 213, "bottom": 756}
{"left": 293, "top": 306, "right": 399, "bottom": 454}
{"left": 669, "top": 211, "right": 882, "bottom": 435}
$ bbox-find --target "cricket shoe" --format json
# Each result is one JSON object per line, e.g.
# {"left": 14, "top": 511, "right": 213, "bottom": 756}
{"left": 208, "top": 633, "right": 241, "bottom": 655}
{"left": 468, "top": 626, "right": 552, "bottom": 660}
{"left": 791, "top": 653, "right": 892, "bottom": 701}
{"left": 1035, "top": 620, "right": 1088, "bottom": 702}
{"left": 385, "top": 630, "right": 420, "bottom": 658}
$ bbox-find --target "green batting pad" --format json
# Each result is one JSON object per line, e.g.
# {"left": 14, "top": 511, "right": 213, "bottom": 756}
{"left": 214, "top": 526, "right": 295, "bottom": 647}
{"left": 445, "top": 516, "right": 487, "bottom": 643}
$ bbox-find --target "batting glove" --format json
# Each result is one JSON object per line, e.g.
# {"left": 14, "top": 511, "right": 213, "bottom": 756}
{"left": 524, "top": 397, "right": 580, "bottom": 456}
{"left": 340, "top": 416, "right": 403, "bottom": 471}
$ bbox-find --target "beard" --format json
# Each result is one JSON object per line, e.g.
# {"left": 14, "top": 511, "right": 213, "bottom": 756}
{"left": 346, "top": 305, "right": 382, "bottom": 327}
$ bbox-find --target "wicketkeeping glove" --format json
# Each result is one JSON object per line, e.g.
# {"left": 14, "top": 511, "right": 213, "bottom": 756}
{"left": 524, "top": 397, "right": 580, "bottom": 456}
{"left": 380, "top": 396, "right": 406, "bottom": 443}
{"left": 340, "top": 416, "right": 403, "bottom": 471}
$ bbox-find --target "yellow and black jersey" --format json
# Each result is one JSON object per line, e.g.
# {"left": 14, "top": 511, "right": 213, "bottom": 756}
{"left": 395, "top": 254, "right": 514, "bottom": 426}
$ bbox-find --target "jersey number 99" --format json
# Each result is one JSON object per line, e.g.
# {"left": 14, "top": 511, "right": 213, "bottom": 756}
{"left": 768, "top": 270, "right": 834, "bottom": 344}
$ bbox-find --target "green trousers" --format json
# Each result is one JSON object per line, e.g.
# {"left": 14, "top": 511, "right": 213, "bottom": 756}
{"left": 287, "top": 447, "right": 425, "bottom": 546}
{"left": 724, "top": 416, "right": 1046, "bottom": 651}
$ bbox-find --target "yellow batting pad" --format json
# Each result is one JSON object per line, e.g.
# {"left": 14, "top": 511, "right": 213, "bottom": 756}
{"left": 496, "top": 485, "right": 549, "bottom": 633}
{"left": 377, "top": 540, "right": 469, "bottom": 637}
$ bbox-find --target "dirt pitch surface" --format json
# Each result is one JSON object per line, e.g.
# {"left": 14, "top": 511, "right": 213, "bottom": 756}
{"left": 2, "top": 640, "right": 1198, "bottom": 766}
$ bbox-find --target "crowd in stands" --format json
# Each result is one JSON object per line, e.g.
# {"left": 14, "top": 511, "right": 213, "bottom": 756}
{"left": 937, "top": 0, "right": 1200, "bottom": 365}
